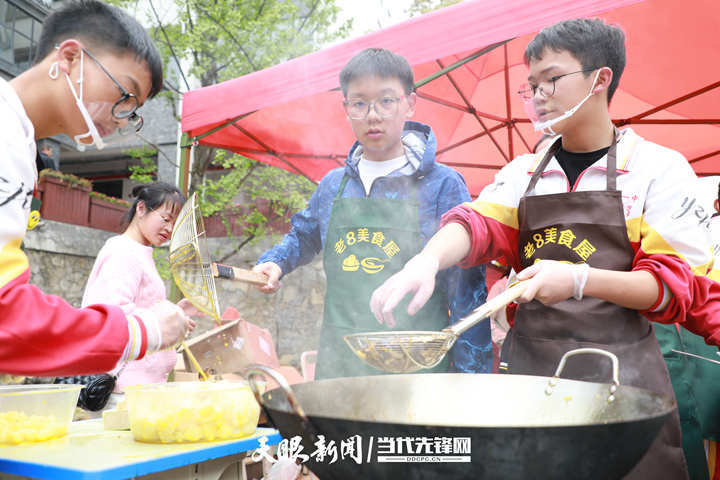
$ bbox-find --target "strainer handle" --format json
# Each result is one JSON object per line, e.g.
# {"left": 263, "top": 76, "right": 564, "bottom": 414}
{"left": 212, "top": 263, "right": 269, "bottom": 286}
{"left": 244, "top": 364, "right": 308, "bottom": 422}
{"left": 447, "top": 280, "right": 528, "bottom": 337}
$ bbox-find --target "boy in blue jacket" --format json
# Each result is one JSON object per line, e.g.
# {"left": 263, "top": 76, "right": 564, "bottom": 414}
{"left": 253, "top": 48, "right": 488, "bottom": 379}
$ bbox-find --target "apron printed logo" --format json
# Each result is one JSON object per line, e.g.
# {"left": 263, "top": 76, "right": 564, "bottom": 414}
{"left": 335, "top": 228, "right": 401, "bottom": 274}
{"left": 360, "top": 257, "right": 385, "bottom": 274}
{"left": 342, "top": 254, "right": 360, "bottom": 271}
{"left": 523, "top": 227, "right": 597, "bottom": 262}
{"left": 252, "top": 435, "right": 471, "bottom": 465}
{"left": 341, "top": 255, "right": 388, "bottom": 274}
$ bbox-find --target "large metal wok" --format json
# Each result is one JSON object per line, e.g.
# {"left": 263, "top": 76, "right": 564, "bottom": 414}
{"left": 245, "top": 349, "right": 675, "bottom": 480}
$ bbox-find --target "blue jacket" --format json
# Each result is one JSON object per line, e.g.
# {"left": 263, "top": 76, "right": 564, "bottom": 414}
{"left": 258, "top": 121, "right": 491, "bottom": 373}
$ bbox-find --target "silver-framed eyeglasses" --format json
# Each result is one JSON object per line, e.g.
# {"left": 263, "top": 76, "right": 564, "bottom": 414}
{"left": 82, "top": 48, "right": 143, "bottom": 133}
{"left": 517, "top": 69, "right": 597, "bottom": 101}
{"left": 343, "top": 95, "right": 406, "bottom": 120}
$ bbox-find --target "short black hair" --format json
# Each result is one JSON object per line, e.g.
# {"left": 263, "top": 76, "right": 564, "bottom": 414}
{"left": 123, "top": 182, "right": 185, "bottom": 228}
{"left": 524, "top": 18, "right": 625, "bottom": 103}
{"left": 340, "top": 48, "right": 414, "bottom": 97}
{"left": 35, "top": 0, "right": 163, "bottom": 99}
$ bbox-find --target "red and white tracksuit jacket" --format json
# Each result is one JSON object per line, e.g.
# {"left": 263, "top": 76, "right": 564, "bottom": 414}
{"left": 443, "top": 128, "right": 720, "bottom": 347}
{"left": 0, "top": 77, "right": 148, "bottom": 376}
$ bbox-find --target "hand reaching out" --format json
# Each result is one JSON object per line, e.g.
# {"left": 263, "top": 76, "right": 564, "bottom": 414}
{"left": 370, "top": 254, "right": 440, "bottom": 328}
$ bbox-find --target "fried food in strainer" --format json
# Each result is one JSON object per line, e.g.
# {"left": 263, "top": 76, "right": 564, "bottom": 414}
{"left": 345, "top": 281, "right": 528, "bottom": 374}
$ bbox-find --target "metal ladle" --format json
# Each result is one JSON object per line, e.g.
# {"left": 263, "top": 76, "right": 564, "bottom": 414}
{"left": 345, "top": 280, "right": 528, "bottom": 373}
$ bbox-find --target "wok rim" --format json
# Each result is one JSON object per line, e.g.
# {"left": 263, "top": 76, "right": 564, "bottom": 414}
{"left": 261, "top": 373, "right": 677, "bottom": 429}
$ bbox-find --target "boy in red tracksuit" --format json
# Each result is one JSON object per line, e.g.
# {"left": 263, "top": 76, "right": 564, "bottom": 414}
{"left": 0, "top": 0, "right": 192, "bottom": 378}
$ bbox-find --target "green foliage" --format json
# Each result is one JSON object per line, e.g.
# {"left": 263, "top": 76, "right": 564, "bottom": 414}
{"left": 126, "top": 147, "right": 158, "bottom": 184}
{"left": 108, "top": 0, "right": 352, "bottom": 92}
{"left": 407, "top": 0, "right": 463, "bottom": 16}
{"left": 105, "top": 0, "right": 350, "bottom": 254}
{"left": 196, "top": 151, "right": 315, "bottom": 252}
{"left": 153, "top": 246, "right": 171, "bottom": 282}
{"left": 38, "top": 169, "right": 92, "bottom": 189}
{"left": 89, "top": 191, "right": 130, "bottom": 207}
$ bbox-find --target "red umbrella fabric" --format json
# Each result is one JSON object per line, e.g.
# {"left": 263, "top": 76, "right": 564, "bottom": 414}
{"left": 181, "top": 0, "right": 719, "bottom": 196}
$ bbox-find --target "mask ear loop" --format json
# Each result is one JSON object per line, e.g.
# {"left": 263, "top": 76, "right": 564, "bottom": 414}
{"left": 533, "top": 69, "right": 602, "bottom": 133}
{"left": 48, "top": 62, "right": 59, "bottom": 80}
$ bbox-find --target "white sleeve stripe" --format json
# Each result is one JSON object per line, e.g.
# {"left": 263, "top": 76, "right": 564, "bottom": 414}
{"left": 651, "top": 279, "right": 672, "bottom": 312}
{"left": 120, "top": 315, "right": 143, "bottom": 362}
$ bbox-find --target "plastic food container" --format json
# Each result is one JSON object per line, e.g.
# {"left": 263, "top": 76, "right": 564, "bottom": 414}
{"left": 0, "top": 384, "right": 82, "bottom": 445}
{"left": 125, "top": 381, "right": 260, "bottom": 443}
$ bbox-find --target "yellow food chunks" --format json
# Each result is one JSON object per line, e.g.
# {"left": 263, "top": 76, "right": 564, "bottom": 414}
{"left": 0, "top": 411, "right": 67, "bottom": 445}
{"left": 130, "top": 394, "right": 259, "bottom": 444}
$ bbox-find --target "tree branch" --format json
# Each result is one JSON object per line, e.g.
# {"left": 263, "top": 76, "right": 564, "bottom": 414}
{"left": 297, "top": 0, "right": 319, "bottom": 34}
{"left": 218, "top": 233, "right": 256, "bottom": 262}
{"left": 148, "top": 0, "right": 191, "bottom": 91}
{"left": 255, "top": 0, "right": 267, "bottom": 20}
{"left": 193, "top": 1, "right": 259, "bottom": 71}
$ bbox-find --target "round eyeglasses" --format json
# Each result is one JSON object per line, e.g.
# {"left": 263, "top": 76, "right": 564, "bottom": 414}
{"left": 343, "top": 96, "right": 406, "bottom": 120}
{"left": 82, "top": 48, "right": 143, "bottom": 132}
{"left": 517, "top": 69, "right": 597, "bottom": 101}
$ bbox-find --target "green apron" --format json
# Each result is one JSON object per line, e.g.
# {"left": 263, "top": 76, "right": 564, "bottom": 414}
{"left": 656, "top": 323, "right": 720, "bottom": 480}
{"left": 315, "top": 174, "right": 449, "bottom": 379}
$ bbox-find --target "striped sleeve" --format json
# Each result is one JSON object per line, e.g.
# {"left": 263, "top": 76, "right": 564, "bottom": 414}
{"left": 632, "top": 144, "right": 715, "bottom": 324}
{"left": 0, "top": 268, "right": 145, "bottom": 377}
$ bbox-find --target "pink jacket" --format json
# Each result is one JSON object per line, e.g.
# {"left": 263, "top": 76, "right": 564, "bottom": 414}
{"left": 83, "top": 235, "right": 176, "bottom": 391}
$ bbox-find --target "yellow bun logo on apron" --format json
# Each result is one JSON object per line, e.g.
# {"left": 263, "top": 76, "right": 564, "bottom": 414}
{"left": 360, "top": 257, "right": 385, "bottom": 274}
{"left": 342, "top": 254, "right": 360, "bottom": 271}
{"left": 341, "top": 255, "right": 386, "bottom": 274}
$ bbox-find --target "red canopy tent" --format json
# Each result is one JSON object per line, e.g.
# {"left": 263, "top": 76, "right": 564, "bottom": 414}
{"left": 181, "top": 0, "right": 720, "bottom": 197}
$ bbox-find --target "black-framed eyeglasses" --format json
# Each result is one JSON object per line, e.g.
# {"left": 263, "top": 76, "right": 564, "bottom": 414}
{"left": 82, "top": 48, "right": 143, "bottom": 132}
{"left": 517, "top": 69, "right": 597, "bottom": 101}
{"left": 343, "top": 95, "right": 406, "bottom": 120}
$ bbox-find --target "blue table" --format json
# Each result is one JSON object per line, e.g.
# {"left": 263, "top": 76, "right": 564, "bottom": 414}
{"left": 0, "top": 420, "right": 281, "bottom": 479}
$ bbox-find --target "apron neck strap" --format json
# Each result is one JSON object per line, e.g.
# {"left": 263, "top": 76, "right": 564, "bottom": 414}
{"left": 335, "top": 174, "right": 351, "bottom": 199}
{"left": 524, "top": 127, "right": 621, "bottom": 196}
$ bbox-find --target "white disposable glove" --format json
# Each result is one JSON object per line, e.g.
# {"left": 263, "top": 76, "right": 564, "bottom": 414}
{"left": 370, "top": 253, "right": 440, "bottom": 328}
{"left": 515, "top": 260, "right": 590, "bottom": 305}
{"left": 135, "top": 300, "right": 193, "bottom": 352}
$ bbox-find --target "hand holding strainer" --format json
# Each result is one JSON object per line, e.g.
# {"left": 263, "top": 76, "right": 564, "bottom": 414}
{"left": 344, "top": 280, "right": 528, "bottom": 374}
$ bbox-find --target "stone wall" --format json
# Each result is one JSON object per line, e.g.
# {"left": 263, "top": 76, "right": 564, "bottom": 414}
{"left": 22, "top": 220, "right": 326, "bottom": 368}
{"left": 206, "top": 238, "right": 326, "bottom": 366}
{"left": 24, "top": 220, "right": 114, "bottom": 307}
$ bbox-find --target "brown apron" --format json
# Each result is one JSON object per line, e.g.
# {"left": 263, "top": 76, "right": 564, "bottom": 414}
{"left": 507, "top": 130, "right": 688, "bottom": 479}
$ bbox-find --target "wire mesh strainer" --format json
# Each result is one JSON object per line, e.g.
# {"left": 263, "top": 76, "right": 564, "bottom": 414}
{"left": 345, "top": 281, "right": 528, "bottom": 373}
{"left": 168, "top": 193, "right": 222, "bottom": 321}
{"left": 169, "top": 193, "right": 268, "bottom": 322}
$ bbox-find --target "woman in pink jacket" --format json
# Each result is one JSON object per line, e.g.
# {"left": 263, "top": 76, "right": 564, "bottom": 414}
{"left": 83, "top": 182, "right": 196, "bottom": 392}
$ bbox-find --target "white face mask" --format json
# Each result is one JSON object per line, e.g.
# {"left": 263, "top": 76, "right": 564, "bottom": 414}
{"left": 55, "top": 50, "right": 137, "bottom": 151}
{"left": 60, "top": 50, "right": 105, "bottom": 151}
{"left": 524, "top": 70, "right": 602, "bottom": 136}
